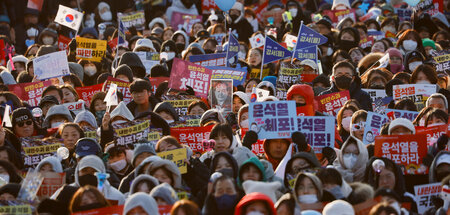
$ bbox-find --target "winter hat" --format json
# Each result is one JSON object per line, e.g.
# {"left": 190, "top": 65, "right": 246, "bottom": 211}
{"left": 238, "top": 104, "right": 249, "bottom": 123}
{"left": 262, "top": 76, "right": 277, "bottom": 88}
{"left": 200, "top": 109, "right": 226, "bottom": 126}
{"left": 130, "top": 78, "right": 151, "bottom": 93}
{"left": 6, "top": 55, "right": 28, "bottom": 72}
{"left": 80, "top": 27, "right": 99, "bottom": 39}
{"left": 132, "top": 143, "right": 156, "bottom": 167}
{"left": 75, "top": 138, "right": 102, "bottom": 158}
{"left": 154, "top": 102, "right": 179, "bottom": 121}
{"left": 148, "top": 17, "right": 167, "bottom": 30}
{"left": 74, "top": 110, "right": 98, "bottom": 129}
{"left": 435, "top": 153, "right": 450, "bottom": 166}
{"left": 161, "top": 40, "right": 177, "bottom": 53}
{"left": 0, "top": 70, "right": 16, "bottom": 85}
{"left": 150, "top": 64, "right": 169, "bottom": 77}
{"left": 300, "top": 59, "right": 319, "bottom": 71}
{"left": 426, "top": 93, "right": 448, "bottom": 109}
{"left": 332, "top": 0, "right": 351, "bottom": 10}
{"left": 77, "top": 155, "right": 105, "bottom": 173}
{"left": 0, "top": 183, "right": 20, "bottom": 198}
{"left": 422, "top": 38, "right": 436, "bottom": 50}
{"left": 11, "top": 107, "right": 33, "bottom": 127}
{"left": 149, "top": 182, "right": 179, "bottom": 205}
{"left": 124, "top": 193, "right": 159, "bottom": 215}
{"left": 118, "top": 52, "right": 146, "bottom": 78}
{"left": 233, "top": 91, "right": 250, "bottom": 104}
{"left": 133, "top": 38, "right": 156, "bottom": 52}
{"left": 388, "top": 118, "right": 415, "bottom": 135}
{"left": 322, "top": 200, "right": 355, "bottom": 215}
{"left": 43, "top": 105, "right": 73, "bottom": 128}
{"left": 35, "top": 156, "right": 64, "bottom": 173}
{"left": 242, "top": 180, "right": 281, "bottom": 203}
{"left": 97, "top": 2, "right": 110, "bottom": 11}
{"left": 110, "top": 101, "right": 134, "bottom": 122}
{"left": 36, "top": 45, "right": 58, "bottom": 57}
{"left": 196, "top": 30, "right": 210, "bottom": 39}
{"left": 386, "top": 48, "right": 403, "bottom": 60}
{"left": 68, "top": 62, "right": 84, "bottom": 81}
{"left": 129, "top": 175, "right": 159, "bottom": 194}
{"left": 256, "top": 81, "right": 276, "bottom": 95}
{"left": 317, "top": 16, "right": 333, "bottom": 29}
{"left": 113, "top": 64, "right": 134, "bottom": 82}
{"left": 39, "top": 95, "right": 59, "bottom": 108}
{"left": 0, "top": 15, "right": 10, "bottom": 24}
{"left": 236, "top": 192, "right": 277, "bottom": 215}
{"left": 151, "top": 27, "right": 164, "bottom": 36}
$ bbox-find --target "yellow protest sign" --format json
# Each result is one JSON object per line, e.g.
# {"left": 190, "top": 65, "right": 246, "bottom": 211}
{"left": 76, "top": 37, "right": 107, "bottom": 62}
{"left": 0, "top": 205, "right": 32, "bottom": 214}
{"left": 23, "top": 143, "right": 61, "bottom": 156}
{"left": 157, "top": 148, "right": 187, "bottom": 174}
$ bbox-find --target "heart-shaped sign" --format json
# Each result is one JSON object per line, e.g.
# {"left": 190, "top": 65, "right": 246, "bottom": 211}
{"left": 202, "top": 139, "right": 216, "bottom": 151}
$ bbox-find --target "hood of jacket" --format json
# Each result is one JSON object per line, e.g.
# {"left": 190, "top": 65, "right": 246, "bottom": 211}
{"left": 238, "top": 157, "right": 266, "bottom": 186}
{"left": 429, "top": 151, "right": 450, "bottom": 183}
{"left": 154, "top": 101, "right": 179, "bottom": 121}
{"left": 123, "top": 192, "right": 159, "bottom": 215}
{"left": 35, "top": 156, "right": 63, "bottom": 173}
{"left": 233, "top": 91, "right": 250, "bottom": 105}
{"left": 333, "top": 135, "right": 368, "bottom": 182}
{"left": 68, "top": 62, "right": 84, "bottom": 81}
{"left": 287, "top": 84, "right": 316, "bottom": 116}
{"left": 257, "top": 81, "right": 276, "bottom": 95}
{"left": 129, "top": 174, "right": 159, "bottom": 194}
{"left": 74, "top": 155, "right": 106, "bottom": 186}
{"left": 285, "top": 0, "right": 304, "bottom": 19}
{"left": 74, "top": 110, "right": 98, "bottom": 129}
{"left": 134, "top": 155, "right": 163, "bottom": 178}
{"left": 110, "top": 101, "right": 134, "bottom": 122}
{"left": 146, "top": 159, "right": 182, "bottom": 188}
{"left": 293, "top": 172, "right": 323, "bottom": 203}
{"left": 172, "top": 30, "right": 189, "bottom": 49}
{"left": 284, "top": 152, "right": 321, "bottom": 187}
{"left": 149, "top": 182, "right": 179, "bottom": 205}
{"left": 235, "top": 192, "right": 276, "bottom": 215}
{"left": 7, "top": 55, "right": 28, "bottom": 73}
{"left": 0, "top": 70, "right": 16, "bottom": 85}
{"left": 118, "top": 52, "right": 146, "bottom": 77}
{"left": 227, "top": 2, "right": 244, "bottom": 24}
{"left": 210, "top": 151, "right": 239, "bottom": 178}
{"left": 43, "top": 105, "right": 74, "bottom": 128}
{"left": 364, "top": 156, "right": 406, "bottom": 196}
{"left": 148, "top": 17, "right": 167, "bottom": 30}
{"left": 263, "top": 139, "right": 291, "bottom": 169}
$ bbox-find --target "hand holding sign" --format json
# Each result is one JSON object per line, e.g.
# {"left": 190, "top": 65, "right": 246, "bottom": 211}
{"left": 104, "top": 83, "right": 118, "bottom": 112}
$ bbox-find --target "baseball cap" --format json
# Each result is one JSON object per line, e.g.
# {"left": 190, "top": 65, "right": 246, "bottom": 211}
{"left": 75, "top": 138, "right": 101, "bottom": 158}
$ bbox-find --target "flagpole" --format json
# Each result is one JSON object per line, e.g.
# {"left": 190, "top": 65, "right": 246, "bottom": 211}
{"left": 225, "top": 28, "right": 231, "bottom": 67}
{"left": 291, "top": 21, "right": 304, "bottom": 64}
{"left": 260, "top": 35, "right": 267, "bottom": 80}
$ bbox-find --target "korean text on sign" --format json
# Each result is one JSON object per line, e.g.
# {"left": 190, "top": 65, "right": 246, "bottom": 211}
{"left": 315, "top": 90, "right": 350, "bottom": 116}
{"left": 189, "top": 53, "right": 227, "bottom": 67}
{"left": 170, "top": 125, "right": 214, "bottom": 155}
{"left": 76, "top": 37, "right": 107, "bottom": 62}
{"left": 393, "top": 84, "right": 437, "bottom": 110}
{"left": 8, "top": 80, "right": 52, "bottom": 107}
{"left": 249, "top": 101, "right": 298, "bottom": 140}
{"left": 103, "top": 77, "right": 132, "bottom": 103}
{"left": 414, "top": 183, "right": 442, "bottom": 214}
{"left": 297, "top": 116, "right": 335, "bottom": 154}
{"left": 157, "top": 148, "right": 187, "bottom": 174}
{"left": 169, "top": 58, "right": 212, "bottom": 99}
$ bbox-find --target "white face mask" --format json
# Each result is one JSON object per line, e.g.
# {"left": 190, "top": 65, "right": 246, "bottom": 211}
{"left": 160, "top": 52, "right": 175, "bottom": 61}
{"left": 84, "top": 66, "right": 97, "bottom": 76}
{"left": 390, "top": 202, "right": 401, "bottom": 215}
{"left": 51, "top": 121, "right": 64, "bottom": 128}
{"left": 166, "top": 119, "right": 175, "bottom": 124}
{"left": 246, "top": 17, "right": 254, "bottom": 23}
{"left": 327, "top": 47, "right": 333, "bottom": 56}
{"left": 42, "top": 36, "right": 54, "bottom": 45}
{"left": 100, "top": 11, "right": 112, "bottom": 21}
{"left": 342, "top": 117, "right": 352, "bottom": 132}
{"left": 298, "top": 194, "right": 318, "bottom": 204}
{"left": 85, "top": 20, "right": 95, "bottom": 28}
{"left": 240, "top": 119, "right": 249, "bottom": 129}
{"left": 289, "top": 8, "right": 298, "bottom": 17}
{"left": 416, "top": 80, "right": 430, "bottom": 84}
{"left": 110, "top": 159, "right": 127, "bottom": 172}
{"left": 26, "top": 28, "right": 38, "bottom": 37}
{"left": 409, "top": 61, "right": 422, "bottom": 72}
{"left": 343, "top": 153, "right": 358, "bottom": 169}
{"left": 403, "top": 40, "right": 417, "bottom": 51}
{"left": 0, "top": 174, "right": 9, "bottom": 184}
{"left": 238, "top": 51, "right": 246, "bottom": 60}
{"left": 112, "top": 120, "right": 127, "bottom": 126}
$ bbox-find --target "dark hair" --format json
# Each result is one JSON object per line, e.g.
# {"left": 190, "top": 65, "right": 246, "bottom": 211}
{"left": 337, "top": 103, "right": 359, "bottom": 133}
{"left": 0, "top": 146, "right": 23, "bottom": 170}
{"left": 332, "top": 50, "right": 351, "bottom": 65}
{"left": 369, "top": 202, "right": 399, "bottom": 215}
{"left": 104, "top": 142, "right": 127, "bottom": 158}
{"left": 352, "top": 22, "right": 367, "bottom": 34}
{"left": 396, "top": 29, "right": 426, "bottom": 56}
{"left": 0, "top": 91, "right": 23, "bottom": 108}
{"left": 410, "top": 64, "right": 437, "bottom": 84}
{"left": 182, "top": 47, "right": 204, "bottom": 60}
{"left": 130, "top": 78, "right": 151, "bottom": 93}
{"left": 352, "top": 110, "right": 367, "bottom": 124}
{"left": 170, "top": 200, "right": 200, "bottom": 215}
{"left": 155, "top": 136, "right": 182, "bottom": 152}
{"left": 244, "top": 78, "right": 261, "bottom": 89}
{"left": 210, "top": 123, "right": 234, "bottom": 145}
{"left": 349, "top": 47, "right": 366, "bottom": 57}
{"left": 150, "top": 166, "right": 174, "bottom": 186}
{"left": 69, "top": 185, "right": 110, "bottom": 213}
{"left": 392, "top": 72, "right": 411, "bottom": 84}
{"left": 43, "top": 85, "right": 63, "bottom": 101}
{"left": 60, "top": 84, "right": 80, "bottom": 101}
{"left": 425, "top": 109, "right": 449, "bottom": 127}
{"left": 188, "top": 100, "right": 209, "bottom": 114}
{"left": 24, "top": 44, "right": 41, "bottom": 57}
{"left": 394, "top": 99, "right": 417, "bottom": 111}
{"left": 62, "top": 74, "right": 83, "bottom": 88}
{"left": 432, "top": 30, "right": 450, "bottom": 42}
{"left": 59, "top": 123, "right": 85, "bottom": 138}
{"left": 413, "top": 106, "right": 434, "bottom": 126}
{"left": 316, "top": 168, "right": 343, "bottom": 186}
{"left": 365, "top": 19, "right": 381, "bottom": 31}
{"left": 202, "top": 38, "right": 218, "bottom": 50}
{"left": 89, "top": 91, "right": 106, "bottom": 113}
{"left": 332, "top": 60, "right": 356, "bottom": 76}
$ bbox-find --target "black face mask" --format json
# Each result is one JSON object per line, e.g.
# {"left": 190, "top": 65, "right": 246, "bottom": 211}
{"left": 78, "top": 174, "right": 98, "bottom": 187}
{"left": 296, "top": 103, "right": 306, "bottom": 107}
{"left": 77, "top": 203, "right": 105, "bottom": 211}
{"left": 230, "top": 14, "right": 239, "bottom": 22}
{"left": 175, "top": 43, "right": 185, "bottom": 54}
{"left": 340, "top": 40, "right": 357, "bottom": 52}
{"left": 335, "top": 76, "right": 352, "bottom": 89}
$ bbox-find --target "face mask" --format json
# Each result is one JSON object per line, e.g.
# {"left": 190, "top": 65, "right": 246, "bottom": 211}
{"left": 409, "top": 61, "right": 421, "bottom": 72}
{"left": 416, "top": 80, "right": 430, "bottom": 84}
{"left": 238, "top": 51, "right": 246, "bottom": 60}
{"left": 343, "top": 153, "right": 358, "bottom": 169}
{"left": 342, "top": 117, "right": 352, "bottom": 132}
{"left": 326, "top": 186, "right": 344, "bottom": 199}
{"left": 112, "top": 120, "right": 127, "bottom": 126}
{"left": 42, "top": 36, "right": 54, "bottom": 45}
{"left": 334, "top": 76, "right": 352, "bottom": 89}
{"left": 95, "top": 110, "right": 106, "bottom": 120}
{"left": 403, "top": 40, "right": 417, "bottom": 51}
{"left": 0, "top": 174, "right": 9, "bottom": 183}
{"left": 110, "top": 159, "right": 127, "bottom": 172}
{"left": 298, "top": 194, "right": 318, "bottom": 204}
{"left": 78, "top": 203, "right": 105, "bottom": 212}
{"left": 390, "top": 202, "right": 401, "bottom": 215}
{"left": 428, "top": 122, "right": 446, "bottom": 127}
{"left": 327, "top": 47, "right": 333, "bottom": 56}
{"left": 51, "top": 121, "right": 64, "bottom": 128}
{"left": 85, "top": 19, "right": 95, "bottom": 28}
{"left": 340, "top": 40, "right": 356, "bottom": 51}
{"left": 84, "top": 66, "right": 97, "bottom": 76}
{"left": 215, "top": 194, "right": 236, "bottom": 210}
{"left": 26, "top": 28, "right": 38, "bottom": 37}
{"left": 100, "top": 11, "right": 112, "bottom": 21}
{"left": 78, "top": 174, "right": 98, "bottom": 187}
{"left": 240, "top": 119, "right": 249, "bottom": 129}
{"left": 289, "top": 8, "right": 298, "bottom": 17}
{"left": 390, "top": 64, "right": 403, "bottom": 74}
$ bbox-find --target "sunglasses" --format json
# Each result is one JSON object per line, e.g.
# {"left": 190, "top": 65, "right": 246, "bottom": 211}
{"left": 17, "top": 120, "right": 33, "bottom": 127}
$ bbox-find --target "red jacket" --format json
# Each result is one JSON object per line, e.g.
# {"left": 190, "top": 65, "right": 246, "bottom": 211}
{"left": 234, "top": 192, "right": 276, "bottom": 215}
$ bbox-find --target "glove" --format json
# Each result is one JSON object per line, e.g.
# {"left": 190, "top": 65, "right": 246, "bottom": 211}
{"left": 242, "top": 130, "right": 258, "bottom": 150}
{"left": 437, "top": 134, "right": 448, "bottom": 151}
{"left": 292, "top": 131, "right": 308, "bottom": 151}
{"left": 185, "top": 86, "right": 195, "bottom": 96}
{"left": 322, "top": 147, "right": 336, "bottom": 164}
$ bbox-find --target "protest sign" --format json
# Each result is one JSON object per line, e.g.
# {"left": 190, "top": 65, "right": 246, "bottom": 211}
{"left": 249, "top": 101, "right": 298, "bottom": 139}
{"left": 27, "top": 0, "right": 44, "bottom": 11}
{"left": 171, "top": 12, "right": 202, "bottom": 34}
{"left": 249, "top": 34, "right": 265, "bottom": 48}
{"left": 256, "top": 88, "right": 270, "bottom": 102}
{"left": 211, "top": 33, "right": 226, "bottom": 45}
{"left": 0, "top": 204, "right": 32, "bottom": 215}
{"left": 315, "top": 91, "right": 350, "bottom": 116}
{"left": 135, "top": 52, "right": 160, "bottom": 74}
{"left": 72, "top": 205, "right": 124, "bottom": 215}
{"left": 359, "top": 36, "right": 374, "bottom": 49}
{"left": 8, "top": 80, "right": 52, "bottom": 107}
{"left": 76, "top": 37, "right": 107, "bottom": 62}
{"left": 161, "top": 95, "right": 199, "bottom": 116}
{"left": 432, "top": 50, "right": 450, "bottom": 72}
{"left": 414, "top": 183, "right": 442, "bottom": 214}
{"left": 261, "top": 9, "right": 284, "bottom": 27}
{"left": 209, "top": 79, "right": 233, "bottom": 113}
{"left": 189, "top": 53, "right": 227, "bottom": 67}
{"left": 75, "top": 84, "right": 102, "bottom": 107}
{"left": 103, "top": 76, "right": 132, "bottom": 104}
{"left": 57, "top": 35, "right": 71, "bottom": 52}
{"left": 416, "top": 124, "right": 448, "bottom": 146}
{"left": 201, "top": 0, "right": 218, "bottom": 13}
{"left": 384, "top": 109, "right": 419, "bottom": 122}
{"left": 113, "top": 120, "right": 155, "bottom": 147}
{"left": 37, "top": 172, "right": 65, "bottom": 200}
{"left": 292, "top": 45, "right": 317, "bottom": 64}
{"left": 33, "top": 50, "right": 70, "bottom": 80}
{"left": 62, "top": 101, "right": 85, "bottom": 115}
{"left": 18, "top": 170, "right": 44, "bottom": 202}
{"left": 276, "top": 62, "right": 318, "bottom": 99}
{"left": 149, "top": 77, "right": 170, "bottom": 94}
{"left": 322, "top": 9, "right": 356, "bottom": 26}
{"left": 0, "top": 39, "right": 6, "bottom": 66}
{"left": 241, "top": 128, "right": 265, "bottom": 155}
{"left": 226, "top": 32, "right": 239, "bottom": 67}
{"left": 284, "top": 34, "right": 297, "bottom": 49}
{"left": 157, "top": 148, "right": 187, "bottom": 174}
{"left": 374, "top": 134, "right": 428, "bottom": 174}
{"left": 363, "top": 112, "right": 389, "bottom": 145}
{"left": 21, "top": 137, "right": 62, "bottom": 169}
{"left": 362, "top": 89, "right": 387, "bottom": 109}
{"left": 169, "top": 58, "right": 212, "bottom": 99}
{"left": 263, "top": 36, "right": 292, "bottom": 65}
{"left": 393, "top": 84, "right": 437, "bottom": 110}
{"left": 170, "top": 125, "right": 214, "bottom": 155}
{"left": 297, "top": 116, "right": 335, "bottom": 154}
{"left": 413, "top": 0, "right": 443, "bottom": 16}
{"left": 395, "top": 8, "right": 412, "bottom": 22}
{"left": 117, "top": 11, "right": 145, "bottom": 31}
{"left": 208, "top": 66, "right": 247, "bottom": 86}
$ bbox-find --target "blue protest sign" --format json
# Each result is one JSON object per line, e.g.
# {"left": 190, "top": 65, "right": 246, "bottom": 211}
{"left": 118, "top": 20, "right": 127, "bottom": 46}
{"left": 189, "top": 53, "right": 227, "bottom": 67}
{"left": 362, "top": 111, "right": 389, "bottom": 145}
{"left": 226, "top": 33, "right": 239, "bottom": 67}
{"left": 262, "top": 36, "right": 293, "bottom": 65}
{"left": 385, "top": 109, "right": 419, "bottom": 122}
{"left": 249, "top": 101, "right": 298, "bottom": 139}
{"left": 297, "top": 116, "right": 335, "bottom": 154}
{"left": 292, "top": 45, "right": 317, "bottom": 64}
{"left": 207, "top": 66, "right": 248, "bottom": 86}
{"left": 293, "top": 24, "right": 328, "bottom": 50}
{"left": 211, "top": 33, "right": 226, "bottom": 45}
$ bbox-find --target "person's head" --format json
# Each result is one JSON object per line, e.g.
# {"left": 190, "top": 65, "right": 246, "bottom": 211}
{"left": 69, "top": 185, "right": 110, "bottom": 213}
{"left": 332, "top": 61, "right": 356, "bottom": 91}
{"left": 210, "top": 123, "right": 234, "bottom": 152}
{"left": 316, "top": 168, "right": 344, "bottom": 192}
{"left": 42, "top": 85, "right": 63, "bottom": 104}
{"left": 245, "top": 78, "right": 261, "bottom": 93}
{"left": 162, "top": 27, "right": 175, "bottom": 42}
{"left": 397, "top": 29, "right": 426, "bottom": 55}
{"left": 213, "top": 153, "right": 236, "bottom": 173}
{"left": 247, "top": 48, "right": 263, "bottom": 67}
{"left": 394, "top": 99, "right": 417, "bottom": 111}
{"left": 341, "top": 138, "right": 361, "bottom": 169}
{"left": 37, "top": 156, "right": 63, "bottom": 173}
{"left": 425, "top": 108, "right": 449, "bottom": 127}
{"left": 12, "top": 107, "right": 35, "bottom": 138}
{"left": 0, "top": 160, "right": 22, "bottom": 184}
{"left": 59, "top": 123, "right": 84, "bottom": 151}
{"left": 375, "top": 159, "right": 398, "bottom": 190}
{"left": 149, "top": 166, "right": 174, "bottom": 186}
{"left": 332, "top": 50, "right": 352, "bottom": 64}
{"left": 105, "top": 144, "right": 130, "bottom": 173}
{"left": 0, "top": 183, "right": 21, "bottom": 201}
{"left": 60, "top": 85, "right": 79, "bottom": 103}
{"left": 371, "top": 40, "right": 387, "bottom": 53}
{"left": 212, "top": 175, "right": 238, "bottom": 209}
{"left": 132, "top": 143, "right": 156, "bottom": 167}
{"left": 188, "top": 100, "right": 208, "bottom": 115}
{"left": 286, "top": 153, "right": 321, "bottom": 182}
{"left": 426, "top": 93, "right": 448, "bottom": 113}
{"left": 265, "top": 139, "right": 290, "bottom": 160}
{"left": 410, "top": 64, "right": 437, "bottom": 84}
{"left": 337, "top": 103, "right": 359, "bottom": 134}
{"left": 130, "top": 79, "right": 151, "bottom": 105}
{"left": 170, "top": 199, "right": 200, "bottom": 215}
{"left": 368, "top": 201, "right": 399, "bottom": 215}
{"left": 239, "top": 157, "right": 265, "bottom": 183}
{"left": 349, "top": 47, "right": 366, "bottom": 65}
{"left": 233, "top": 92, "right": 249, "bottom": 113}
{"left": 294, "top": 173, "right": 322, "bottom": 204}
{"left": 124, "top": 192, "right": 159, "bottom": 215}
{"left": 388, "top": 118, "right": 415, "bottom": 135}
{"left": 236, "top": 193, "right": 276, "bottom": 215}
{"left": 155, "top": 136, "right": 182, "bottom": 152}
{"left": 351, "top": 110, "right": 367, "bottom": 141}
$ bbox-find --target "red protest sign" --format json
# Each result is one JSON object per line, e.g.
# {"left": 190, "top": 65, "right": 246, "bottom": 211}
{"left": 57, "top": 35, "right": 71, "bottom": 52}
{"left": 201, "top": 0, "right": 218, "bottom": 14}
{"left": 322, "top": 9, "right": 356, "bottom": 26}
{"left": 0, "top": 40, "right": 5, "bottom": 66}
{"left": 315, "top": 91, "right": 350, "bottom": 116}
{"left": 158, "top": 205, "right": 172, "bottom": 215}
{"left": 359, "top": 36, "right": 374, "bottom": 49}
{"left": 415, "top": 124, "right": 448, "bottom": 146}
{"left": 149, "top": 77, "right": 170, "bottom": 94}
{"left": 76, "top": 83, "right": 102, "bottom": 107}
{"left": 169, "top": 58, "right": 212, "bottom": 99}
{"left": 103, "top": 76, "right": 132, "bottom": 103}
{"left": 37, "top": 172, "right": 65, "bottom": 200}
{"left": 72, "top": 205, "right": 124, "bottom": 215}
{"left": 108, "top": 37, "right": 118, "bottom": 52}
{"left": 374, "top": 134, "right": 428, "bottom": 174}
{"left": 170, "top": 125, "right": 214, "bottom": 155}
{"left": 353, "top": 197, "right": 382, "bottom": 215}
{"left": 8, "top": 80, "right": 52, "bottom": 107}
{"left": 27, "top": 0, "right": 44, "bottom": 11}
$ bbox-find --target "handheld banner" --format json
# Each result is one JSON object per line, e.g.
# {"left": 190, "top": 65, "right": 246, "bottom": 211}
{"left": 275, "top": 62, "right": 308, "bottom": 99}
{"left": 33, "top": 51, "right": 70, "bottom": 80}
{"left": 209, "top": 79, "right": 233, "bottom": 113}
{"left": 21, "top": 137, "right": 63, "bottom": 169}
{"left": 57, "top": 35, "right": 71, "bottom": 52}
{"left": 362, "top": 89, "right": 387, "bottom": 110}
{"left": 76, "top": 37, "right": 107, "bottom": 62}
{"left": 414, "top": 183, "right": 442, "bottom": 214}
{"left": 393, "top": 84, "right": 437, "bottom": 110}
{"left": 102, "top": 77, "right": 132, "bottom": 104}
{"left": 263, "top": 36, "right": 292, "bottom": 65}
{"left": 72, "top": 205, "right": 124, "bottom": 215}
{"left": 8, "top": 80, "right": 52, "bottom": 107}
{"left": 315, "top": 91, "right": 350, "bottom": 116}
{"left": 157, "top": 148, "right": 187, "bottom": 174}
{"left": 169, "top": 58, "right": 212, "bottom": 99}
{"left": 112, "top": 120, "right": 161, "bottom": 147}
{"left": 117, "top": 11, "right": 145, "bottom": 31}
{"left": 384, "top": 109, "right": 419, "bottom": 122}
{"left": 171, "top": 12, "right": 202, "bottom": 34}
{"left": 226, "top": 32, "right": 239, "bottom": 67}
{"left": 37, "top": 172, "right": 65, "bottom": 200}
{"left": 189, "top": 53, "right": 227, "bottom": 67}
{"left": 75, "top": 83, "right": 102, "bottom": 107}
{"left": 149, "top": 77, "right": 170, "bottom": 94}
{"left": 297, "top": 116, "right": 335, "bottom": 154}
{"left": 363, "top": 111, "right": 389, "bottom": 145}
{"left": 208, "top": 66, "right": 247, "bottom": 86}
{"left": 170, "top": 125, "right": 214, "bottom": 155}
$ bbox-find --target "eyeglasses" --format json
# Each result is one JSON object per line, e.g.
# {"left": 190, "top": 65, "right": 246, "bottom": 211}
{"left": 17, "top": 120, "right": 33, "bottom": 127}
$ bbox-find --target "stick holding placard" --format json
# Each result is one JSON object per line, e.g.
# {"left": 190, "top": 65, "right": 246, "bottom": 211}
{"left": 260, "top": 35, "right": 268, "bottom": 80}
{"left": 104, "top": 83, "right": 118, "bottom": 113}
{"left": 2, "top": 104, "right": 11, "bottom": 128}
